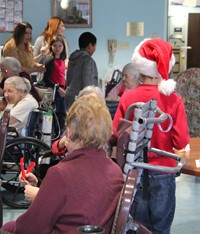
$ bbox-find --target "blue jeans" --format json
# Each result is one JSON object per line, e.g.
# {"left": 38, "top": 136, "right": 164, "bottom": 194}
{"left": 130, "top": 172, "right": 176, "bottom": 234}
{"left": 54, "top": 92, "right": 66, "bottom": 132}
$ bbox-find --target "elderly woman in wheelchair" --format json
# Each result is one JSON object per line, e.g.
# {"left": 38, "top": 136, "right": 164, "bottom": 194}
{"left": 0, "top": 76, "right": 41, "bottom": 209}
{"left": 3, "top": 76, "right": 38, "bottom": 135}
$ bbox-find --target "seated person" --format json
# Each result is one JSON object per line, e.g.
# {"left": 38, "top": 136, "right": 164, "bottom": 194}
{"left": 0, "top": 57, "right": 42, "bottom": 102}
{"left": 3, "top": 76, "right": 38, "bottom": 134}
{"left": 1, "top": 95, "right": 124, "bottom": 234}
{"left": 19, "top": 86, "right": 106, "bottom": 202}
{"left": 52, "top": 85, "right": 106, "bottom": 155}
{"left": 106, "top": 63, "right": 139, "bottom": 101}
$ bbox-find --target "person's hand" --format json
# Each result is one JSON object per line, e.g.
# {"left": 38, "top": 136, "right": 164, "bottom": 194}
{"left": 58, "top": 87, "right": 66, "bottom": 97}
{"left": 35, "top": 64, "right": 46, "bottom": 73}
{"left": 19, "top": 172, "right": 38, "bottom": 187}
{"left": 24, "top": 185, "right": 39, "bottom": 202}
{"left": 58, "top": 135, "right": 68, "bottom": 151}
{"left": 65, "top": 59, "right": 69, "bottom": 69}
{"left": 40, "top": 45, "right": 49, "bottom": 56}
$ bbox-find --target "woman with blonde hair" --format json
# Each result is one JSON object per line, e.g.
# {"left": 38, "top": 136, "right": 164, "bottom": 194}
{"left": 33, "top": 17, "right": 69, "bottom": 63}
{"left": 1, "top": 95, "right": 124, "bottom": 234}
{"left": 3, "top": 22, "right": 46, "bottom": 75}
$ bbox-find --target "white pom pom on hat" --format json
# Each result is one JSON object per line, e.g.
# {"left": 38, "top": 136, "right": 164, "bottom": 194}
{"left": 132, "top": 38, "right": 176, "bottom": 95}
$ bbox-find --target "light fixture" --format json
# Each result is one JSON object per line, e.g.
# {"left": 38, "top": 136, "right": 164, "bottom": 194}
{"left": 60, "top": 0, "right": 69, "bottom": 9}
{"left": 126, "top": 22, "right": 144, "bottom": 36}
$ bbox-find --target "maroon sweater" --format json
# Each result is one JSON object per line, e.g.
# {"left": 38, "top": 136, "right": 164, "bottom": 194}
{"left": 14, "top": 148, "right": 124, "bottom": 234}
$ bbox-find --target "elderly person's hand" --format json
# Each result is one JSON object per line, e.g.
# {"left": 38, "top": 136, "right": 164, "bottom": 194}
{"left": 19, "top": 172, "right": 38, "bottom": 187}
{"left": 24, "top": 185, "right": 39, "bottom": 202}
{"left": 58, "top": 135, "right": 68, "bottom": 151}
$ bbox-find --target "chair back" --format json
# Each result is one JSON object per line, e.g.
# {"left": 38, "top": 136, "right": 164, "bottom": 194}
{"left": 114, "top": 99, "right": 185, "bottom": 176}
{"left": 111, "top": 168, "right": 152, "bottom": 234}
{"left": 105, "top": 69, "right": 122, "bottom": 97}
{"left": 24, "top": 109, "right": 41, "bottom": 138}
{"left": 0, "top": 110, "right": 10, "bottom": 227}
{"left": 173, "top": 68, "right": 200, "bottom": 137}
{"left": 111, "top": 169, "right": 137, "bottom": 234}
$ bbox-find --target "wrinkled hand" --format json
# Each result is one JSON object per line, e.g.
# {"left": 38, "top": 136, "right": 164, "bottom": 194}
{"left": 58, "top": 136, "right": 68, "bottom": 151}
{"left": 19, "top": 172, "right": 38, "bottom": 187}
{"left": 24, "top": 185, "right": 39, "bottom": 202}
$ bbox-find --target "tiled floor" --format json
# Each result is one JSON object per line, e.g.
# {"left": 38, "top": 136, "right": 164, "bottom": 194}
{"left": 171, "top": 174, "right": 200, "bottom": 234}
{"left": 2, "top": 174, "right": 200, "bottom": 233}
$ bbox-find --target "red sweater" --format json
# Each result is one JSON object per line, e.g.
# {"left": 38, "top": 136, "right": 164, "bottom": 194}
{"left": 113, "top": 84, "right": 189, "bottom": 167}
{"left": 51, "top": 139, "right": 68, "bottom": 156}
{"left": 14, "top": 148, "right": 124, "bottom": 234}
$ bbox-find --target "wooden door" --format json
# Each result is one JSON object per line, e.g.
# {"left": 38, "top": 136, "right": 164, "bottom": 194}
{"left": 187, "top": 13, "right": 200, "bottom": 68}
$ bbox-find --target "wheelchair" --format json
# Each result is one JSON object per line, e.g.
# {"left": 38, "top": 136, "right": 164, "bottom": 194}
{"left": 1, "top": 86, "right": 62, "bottom": 209}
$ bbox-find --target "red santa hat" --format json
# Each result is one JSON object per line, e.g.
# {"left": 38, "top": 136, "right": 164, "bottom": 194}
{"left": 132, "top": 38, "right": 176, "bottom": 95}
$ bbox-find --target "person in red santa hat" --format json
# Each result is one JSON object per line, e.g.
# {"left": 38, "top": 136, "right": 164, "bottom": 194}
{"left": 113, "top": 38, "right": 189, "bottom": 234}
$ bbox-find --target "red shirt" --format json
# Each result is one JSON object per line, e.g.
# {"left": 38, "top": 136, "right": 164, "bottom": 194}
{"left": 51, "top": 58, "right": 66, "bottom": 88}
{"left": 113, "top": 84, "right": 189, "bottom": 167}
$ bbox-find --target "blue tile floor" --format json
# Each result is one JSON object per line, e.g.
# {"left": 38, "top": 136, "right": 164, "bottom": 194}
{"left": 2, "top": 174, "right": 200, "bottom": 233}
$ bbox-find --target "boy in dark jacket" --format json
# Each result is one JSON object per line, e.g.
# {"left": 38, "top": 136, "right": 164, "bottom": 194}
{"left": 65, "top": 32, "right": 98, "bottom": 110}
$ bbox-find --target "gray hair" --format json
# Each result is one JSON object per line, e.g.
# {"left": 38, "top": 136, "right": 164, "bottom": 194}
{"left": 77, "top": 86, "right": 104, "bottom": 100}
{"left": 1, "top": 57, "right": 21, "bottom": 73}
{"left": 4, "top": 76, "right": 31, "bottom": 92}
{"left": 122, "top": 63, "right": 139, "bottom": 79}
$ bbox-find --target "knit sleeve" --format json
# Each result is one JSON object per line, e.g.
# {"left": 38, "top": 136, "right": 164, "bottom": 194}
{"left": 15, "top": 167, "right": 67, "bottom": 234}
{"left": 106, "top": 81, "right": 122, "bottom": 101}
{"left": 52, "top": 139, "right": 68, "bottom": 156}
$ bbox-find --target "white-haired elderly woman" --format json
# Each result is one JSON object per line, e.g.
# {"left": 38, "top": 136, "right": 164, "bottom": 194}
{"left": 106, "top": 63, "right": 139, "bottom": 101}
{"left": 4, "top": 76, "right": 38, "bottom": 134}
{"left": 0, "top": 57, "right": 42, "bottom": 102}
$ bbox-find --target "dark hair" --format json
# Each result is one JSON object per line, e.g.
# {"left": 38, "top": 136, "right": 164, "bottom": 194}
{"left": 78, "top": 32, "right": 97, "bottom": 49}
{"left": 49, "top": 35, "right": 67, "bottom": 60}
{"left": 13, "top": 22, "right": 32, "bottom": 46}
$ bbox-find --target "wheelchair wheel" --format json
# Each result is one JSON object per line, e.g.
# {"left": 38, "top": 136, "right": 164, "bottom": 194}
{"left": 1, "top": 137, "right": 50, "bottom": 209}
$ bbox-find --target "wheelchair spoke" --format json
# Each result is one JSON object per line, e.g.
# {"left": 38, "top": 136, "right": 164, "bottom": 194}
{"left": 1, "top": 137, "right": 50, "bottom": 208}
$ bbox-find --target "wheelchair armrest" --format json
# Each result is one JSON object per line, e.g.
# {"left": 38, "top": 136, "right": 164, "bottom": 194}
{"left": 124, "top": 156, "right": 185, "bottom": 175}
